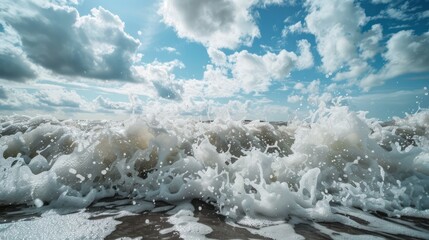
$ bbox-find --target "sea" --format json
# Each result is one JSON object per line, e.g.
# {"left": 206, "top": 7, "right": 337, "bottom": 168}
{"left": 1, "top": 104, "right": 429, "bottom": 239}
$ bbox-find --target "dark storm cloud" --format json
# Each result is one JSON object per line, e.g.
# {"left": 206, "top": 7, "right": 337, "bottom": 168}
{"left": 0, "top": 86, "right": 7, "bottom": 99}
{"left": 0, "top": 22, "right": 37, "bottom": 81}
{"left": 0, "top": 52, "right": 37, "bottom": 82}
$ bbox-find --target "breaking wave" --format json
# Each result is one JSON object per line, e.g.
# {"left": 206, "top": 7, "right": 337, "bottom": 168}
{"left": 1, "top": 103, "right": 429, "bottom": 237}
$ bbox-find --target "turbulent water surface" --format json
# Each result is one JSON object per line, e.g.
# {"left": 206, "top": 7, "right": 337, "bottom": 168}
{"left": 1, "top": 105, "right": 429, "bottom": 239}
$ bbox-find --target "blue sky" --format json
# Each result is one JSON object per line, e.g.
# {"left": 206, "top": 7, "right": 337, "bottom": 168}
{"left": 0, "top": 0, "right": 428, "bottom": 121}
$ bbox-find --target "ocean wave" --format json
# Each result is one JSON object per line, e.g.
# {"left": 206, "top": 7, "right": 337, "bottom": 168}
{"left": 1, "top": 104, "right": 428, "bottom": 224}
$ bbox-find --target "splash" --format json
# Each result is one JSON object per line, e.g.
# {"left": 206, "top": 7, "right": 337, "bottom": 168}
{"left": 1, "top": 104, "right": 429, "bottom": 238}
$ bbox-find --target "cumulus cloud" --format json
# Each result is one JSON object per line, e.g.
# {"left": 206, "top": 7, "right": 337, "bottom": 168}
{"left": 305, "top": 0, "right": 367, "bottom": 75}
{"left": 304, "top": 0, "right": 389, "bottom": 84}
{"left": 359, "top": 24, "right": 383, "bottom": 60}
{"left": 229, "top": 39, "right": 313, "bottom": 93}
{"left": 229, "top": 50, "right": 290, "bottom": 93}
{"left": 360, "top": 30, "right": 429, "bottom": 90}
{"left": 386, "top": 30, "right": 428, "bottom": 68}
{"left": 132, "top": 60, "right": 184, "bottom": 82}
{"left": 183, "top": 40, "right": 313, "bottom": 98}
{"left": 295, "top": 39, "right": 314, "bottom": 69}
{"left": 132, "top": 60, "right": 184, "bottom": 99}
{"left": 202, "top": 65, "right": 240, "bottom": 98}
{"left": 0, "top": 87, "right": 39, "bottom": 110}
{"left": 93, "top": 95, "right": 131, "bottom": 111}
{"left": 207, "top": 47, "right": 228, "bottom": 66}
{"left": 159, "top": 0, "right": 260, "bottom": 49}
{"left": 181, "top": 66, "right": 239, "bottom": 99}
{"left": 35, "top": 89, "right": 85, "bottom": 108}
{"left": 290, "top": 79, "right": 334, "bottom": 106}
{"left": 0, "top": 0, "right": 140, "bottom": 81}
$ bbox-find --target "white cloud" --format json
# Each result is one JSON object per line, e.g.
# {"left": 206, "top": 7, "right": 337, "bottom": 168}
{"left": 0, "top": 1, "right": 140, "bottom": 81}
{"left": 0, "top": 85, "right": 94, "bottom": 114}
{"left": 208, "top": 100, "right": 251, "bottom": 119}
{"left": 181, "top": 65, "right": 239, "bottom": 99}
{"left": 203, "top": 65, "right": 240, "bottom": 98}
{"left": 229, "top": 50, "right": 293, "bottom": 93}
{"left": 0, "top": 87, "right": 39, "bottom": 110}
{"left": 290, "top": 79, "right": 335, "bottom": 106}
{"left": 93, "top": 95, "right": 131, "bottom": 111}
{"left": 295, "top": 39, "right": 314, "bottom": 70}
{"left": 158, "top": 0, "right": 260, "bottom": 49}
{"left": 334, "top": 59, "right": 370, "bottom": 81}
{"left": 184, "top": 40, "right": 313, "bottom": 97}
{"left": 207, "top": 47, "right": 227, "bottom": 66}
{"left": 229, "top": 40, "right": 313, "bottom": 93}
{"left": 360, "top": 30, "right": 429, "bottom": 90}
{"left": 287, "top": 94, "right": 302, "bottom": 103}
{"left": 132, "top": 60, "right": 184, "bottom": 99}
{"left": 132, "top": 60, "right": 184, "bottom": 83}
{"left": 304, "top": 0, "right": 387, "bottom": 84}
{"left": 0, "top": 84, "right": 139, "bottom": 117}
{"left": 260, "top": 0, "right": 287, "bottom": 5}
{"left": 306, "top": 79, "right": 320, "bottom": 95}
{"left": 386, "top": 30, "right": 427, "bottom": 67}
{"left": 35, "top": 89, "right": 85, "bottom": 108}
{"left": 376, "top": 2, "right": 417, "bottom": 21}
{"left": 385, "top": 7, "right": 409, "bottom": 20}
{"left": 294, "top": 82, "right": 305, "bottom": 90}
{"left": 305, "top": 0, "right": 367, "bottom": 75}
{"left": 161, "top": 47, "right": 179, "bottom": 54}
{"left": 282, "top": 21, "right": 309, "bottom": 37}
{"left": 359, "top": 24, "right": 383, "bottom": 60}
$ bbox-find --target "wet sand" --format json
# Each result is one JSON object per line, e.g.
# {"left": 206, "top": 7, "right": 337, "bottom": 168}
{"left": 104, "top": 200, "right": 429, "bottom": 240}
{"left": 2, "top": 200, "right": 429, "bottom": 240}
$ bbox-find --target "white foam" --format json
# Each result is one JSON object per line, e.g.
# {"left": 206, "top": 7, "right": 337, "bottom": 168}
{"left": 247, "top": 224, "right": 304, "bottom": 240}
{"left": 0, "top": 106, "right": 428, "bottom": 238}
{"left": 0, "top": 210, "right": 119, "bottom": 240}
{"left": 160, "top": 209, "right": 213, "bottom": 239}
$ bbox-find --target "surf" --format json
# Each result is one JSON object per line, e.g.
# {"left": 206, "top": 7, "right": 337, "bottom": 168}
{"left": 1, "top": 102, "right": 428, "bottom": 239}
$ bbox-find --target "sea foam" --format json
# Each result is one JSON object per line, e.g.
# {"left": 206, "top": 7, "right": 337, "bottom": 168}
{"left": 1, "top": 104, "right": 428, "bottom": 238}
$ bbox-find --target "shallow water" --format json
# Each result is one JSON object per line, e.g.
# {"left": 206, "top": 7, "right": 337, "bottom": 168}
{"left": 1, "top": 104, "right": 429, "bottom": 239}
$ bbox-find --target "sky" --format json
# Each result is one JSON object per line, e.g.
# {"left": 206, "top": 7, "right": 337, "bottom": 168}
{"left": 0, "top": 0, "right": 428, "bottom": 121}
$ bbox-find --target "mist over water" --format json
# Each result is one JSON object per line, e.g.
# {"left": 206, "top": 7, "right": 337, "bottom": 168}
{"left": 1, "top": 102, "right": 429, "bottom": 239}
